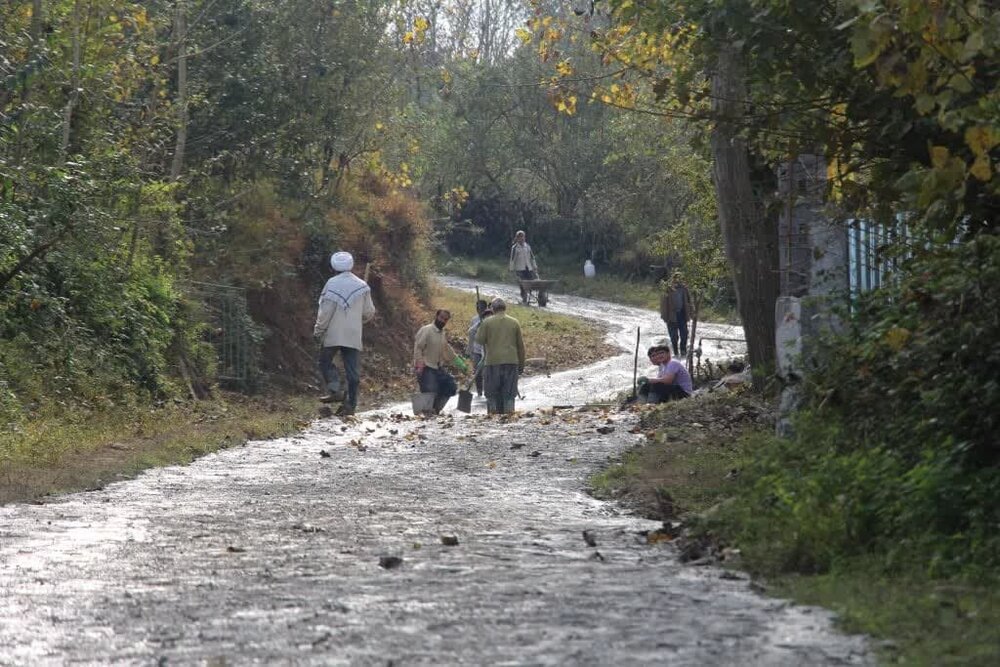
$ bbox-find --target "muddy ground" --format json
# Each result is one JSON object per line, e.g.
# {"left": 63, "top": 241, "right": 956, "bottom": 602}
{"left": 0, "top": 282, "right": 871, "bottom": 665}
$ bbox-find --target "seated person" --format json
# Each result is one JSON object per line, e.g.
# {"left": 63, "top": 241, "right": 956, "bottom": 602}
{"left": 638, "top": 344, "right": 692, "bottom": 403}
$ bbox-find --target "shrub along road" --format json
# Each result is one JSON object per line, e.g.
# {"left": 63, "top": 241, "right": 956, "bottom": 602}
{"left": 0, "top": 289, "right": 871, "bottom": 664}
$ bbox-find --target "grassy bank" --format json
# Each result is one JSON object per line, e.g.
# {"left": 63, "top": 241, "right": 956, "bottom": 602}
{"left": 0, "top": 393, "right": 317, "bottom": 505}
{"left": 591, "top": 393, "right": 1000, "bottom": 665}
{"left": 438, "top": 255, "right": 664, "bottom": 311}
{"left": 1, "top": 284, "right": 614, "bottom": 506}
{"left": 438, "top": 254, "right": 740, "bottom": 323}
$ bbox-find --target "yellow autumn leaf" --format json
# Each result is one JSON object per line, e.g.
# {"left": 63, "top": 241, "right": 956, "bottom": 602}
{"left": 964, "top": 125, "right": 999, "bottom": 157}
{"left": 414, "top": 16, "right": 430, "bottom": 32}
{"left": 930, "top": 145, "right": 950, "bottom": 169}
{"left": 970, "top": 155, "right": 992, "bottom": 182}
{"left": 515, "top": 27, "right": 533, "bottom": 45}
{"left": 555, "top": 59, "right": 573, "bottom": 77}
{"left": 883, "top": 326, "right": 911, "bottom": 352}
{"left": 402, "top": 31, "right": 414, "bottom": 44}
{"left": 150, "top": 54, "right": 160, "bottom": 66}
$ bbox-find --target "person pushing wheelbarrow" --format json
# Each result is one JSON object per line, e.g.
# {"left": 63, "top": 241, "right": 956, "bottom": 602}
{"left": 509, "top": 230, "right": 538, "bottom": 305}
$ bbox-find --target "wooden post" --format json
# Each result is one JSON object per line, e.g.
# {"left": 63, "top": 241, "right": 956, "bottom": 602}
{"left": 632, "top": 326, "right": 640, "bottom": 399}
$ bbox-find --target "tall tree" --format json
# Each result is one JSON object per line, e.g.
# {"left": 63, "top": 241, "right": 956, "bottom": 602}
{"left": 710, "top": 44, "right": 778, "bottom": 382}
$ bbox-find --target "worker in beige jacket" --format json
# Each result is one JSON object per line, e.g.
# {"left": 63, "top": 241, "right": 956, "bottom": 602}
{"left": 413, "top": 309, "right": 469, "bottom": 414}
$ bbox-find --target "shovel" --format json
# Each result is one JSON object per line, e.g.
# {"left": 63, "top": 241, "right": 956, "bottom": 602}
{"left": 457, "top": 360, "right": 483, "bottom": 413}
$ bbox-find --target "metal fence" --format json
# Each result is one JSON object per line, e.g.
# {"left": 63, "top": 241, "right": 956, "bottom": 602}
{"left": 846, "top": 215, "right": 922, "bottom": 298}
{"left": 186, "top": 280, "right": 251, "bottom": 385}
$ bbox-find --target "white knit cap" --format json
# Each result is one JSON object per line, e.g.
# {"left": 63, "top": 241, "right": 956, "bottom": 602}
{"left": 330, "top": 251, "right": 354, "bottom": 272}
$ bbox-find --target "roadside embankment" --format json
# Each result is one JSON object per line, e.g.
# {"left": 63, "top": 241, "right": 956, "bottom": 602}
{"left": 590, "top": 391, "right": 1000, "bottom": 666}
{"left": 0, "top": 282, "right": 613, "bottom": 506}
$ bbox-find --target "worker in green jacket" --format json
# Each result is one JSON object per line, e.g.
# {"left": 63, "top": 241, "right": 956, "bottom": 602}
{"left": 475, "top": 298, "right": 526, "bottom": 415}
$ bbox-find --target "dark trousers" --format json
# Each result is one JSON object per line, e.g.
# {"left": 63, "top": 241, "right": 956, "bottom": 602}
{"left": 484, "top": 363, "right": 519, "bottom": 414}
{"left": 318, "top": 346, "right": 360, "bottom": 408}
{"left": 419, "top": 367, "right": 458, "bottom": 412}
{"left": 665, "top": 308, "right": 689, "bottom": 355}
{"left": 517, "top": 269, "right": 537, "bottom": 302}
{"left": 639, "top": 382, "right": 690, "bottom": 403}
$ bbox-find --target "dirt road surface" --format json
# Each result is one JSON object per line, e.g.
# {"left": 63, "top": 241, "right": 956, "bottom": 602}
{"left": 0, "top": 280, "right": 870, "bottom": 665}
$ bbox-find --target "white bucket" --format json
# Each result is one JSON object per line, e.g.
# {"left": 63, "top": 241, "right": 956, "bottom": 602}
{"left": 411, "top": 392, "right": 436, "bottom": 415}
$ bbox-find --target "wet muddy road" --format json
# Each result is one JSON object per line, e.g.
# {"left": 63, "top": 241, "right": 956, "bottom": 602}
{"left": 0, "top": 281, "right": 870, "bottom": 665}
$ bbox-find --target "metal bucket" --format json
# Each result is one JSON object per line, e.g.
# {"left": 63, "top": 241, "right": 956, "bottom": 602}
{"left": 411, "top": 392, "right": 435, "bottom": 415}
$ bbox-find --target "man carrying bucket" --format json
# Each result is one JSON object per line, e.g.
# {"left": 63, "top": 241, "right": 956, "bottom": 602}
{"left": 413, "top": 309, "right": 469, "bottom": 415}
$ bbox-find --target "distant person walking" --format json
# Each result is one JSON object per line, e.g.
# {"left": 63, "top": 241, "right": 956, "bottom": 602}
{"left": 660, "top": 272, "right": 693, "bottom": 357}
{"left": 414, "top": 309, "right": 469, "bottom": 414}
{"left": 476, "top": 298, "right": 526, "bottom": 415}
{"left": 509, "top": 230, "right": 538, "bottom": 304}
{"left": 313, "top": 251, "right": 376, "bottom": 417}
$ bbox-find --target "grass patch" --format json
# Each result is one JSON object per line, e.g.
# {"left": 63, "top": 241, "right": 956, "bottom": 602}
{"left": 433, "top": 284, "right": 618, "bottom": 372}
{"left": 590, "top": 391, "right": 1000, "bottom": 665}
{"left": 0, "top": 393, "right": 316, "bottom": 505}
{"left": 438, "top": 255, "right": 663, "bottom": 310}
{"left": 775, "top": 567, "right": 1000, "bottom": 665}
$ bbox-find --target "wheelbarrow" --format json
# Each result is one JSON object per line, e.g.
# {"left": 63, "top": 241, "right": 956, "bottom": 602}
{"left": 518, "top": 278, "right": 558, "bottom": 307}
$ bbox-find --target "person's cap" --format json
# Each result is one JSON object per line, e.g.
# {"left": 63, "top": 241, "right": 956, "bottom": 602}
{"left": 331, "top": 251, "right": 354, "bottom": 272}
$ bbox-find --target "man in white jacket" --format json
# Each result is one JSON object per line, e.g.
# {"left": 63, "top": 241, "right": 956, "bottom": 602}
{"left": 313, "top": 251, "right": 376, "bottom": 416}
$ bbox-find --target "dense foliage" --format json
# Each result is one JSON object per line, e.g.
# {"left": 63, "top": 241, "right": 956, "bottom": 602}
{"left": 1, "top": 0, "right": 433, "bottom": 428}
{"left": 398, "top": 5, "right": 720, "bottom": 279}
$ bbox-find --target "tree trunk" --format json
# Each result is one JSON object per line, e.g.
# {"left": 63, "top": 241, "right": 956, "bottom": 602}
{"left": 170, "top": 0, "right": 188, "bottom": 181}
{"left": 31, "top": 1, "right": 44, "bottom": 43}
{"left": 709, "top": 45, "right": 779, "bottom": 388}
{"left": 60, "top": 0, "right": 81, "bottom": 159}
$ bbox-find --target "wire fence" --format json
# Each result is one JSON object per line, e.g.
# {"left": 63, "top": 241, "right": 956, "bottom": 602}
{"left": 184, "top": 280, "right": 252, "bottom": 386}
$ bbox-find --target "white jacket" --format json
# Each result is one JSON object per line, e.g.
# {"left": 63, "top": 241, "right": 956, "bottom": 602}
{"left": 509, "top": 242, "right": 537, "bottom": 272}
{"left": 313, "top": 272, "right": 376, "bottom": 349}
